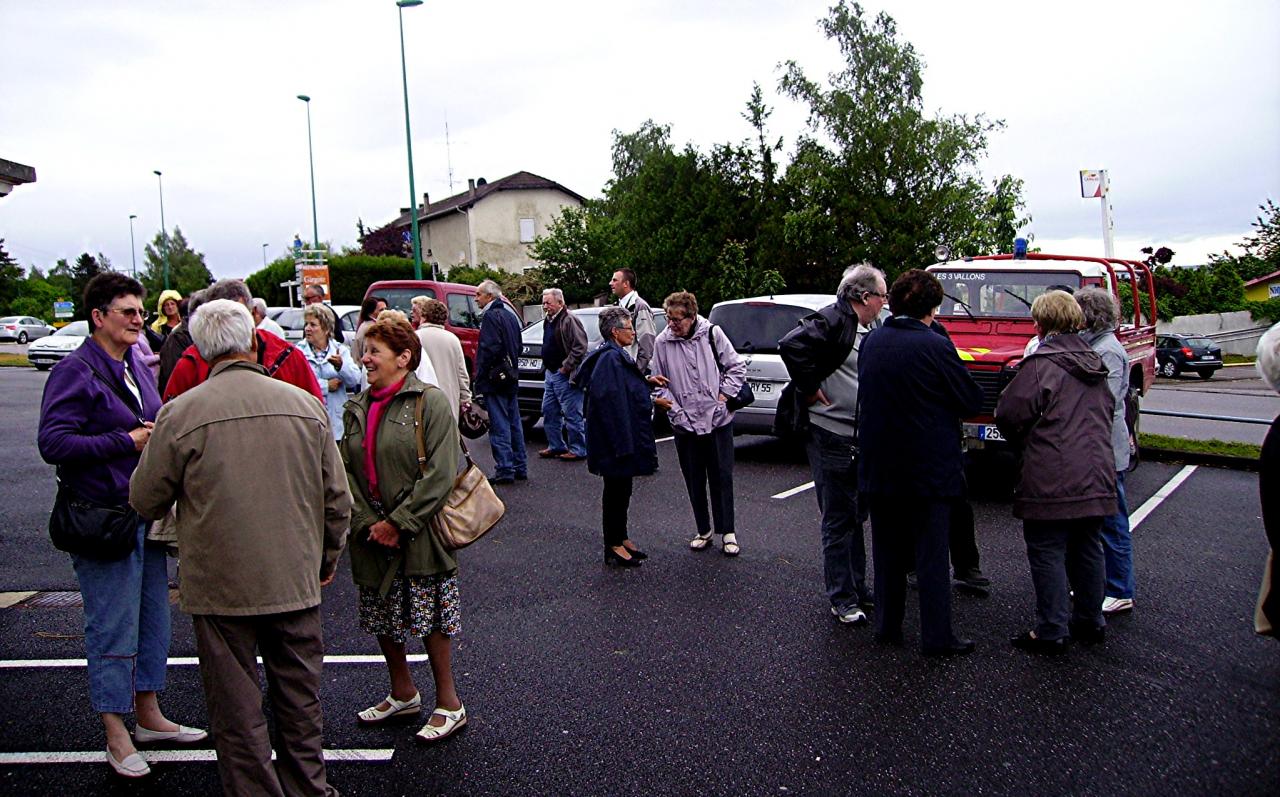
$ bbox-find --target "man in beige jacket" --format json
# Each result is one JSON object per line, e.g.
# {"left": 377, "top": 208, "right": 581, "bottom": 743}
{"left": 130, "top": 299, "right": 351, "bottom": 797}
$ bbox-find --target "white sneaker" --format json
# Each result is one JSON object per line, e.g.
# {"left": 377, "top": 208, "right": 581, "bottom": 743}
{"left": 831, "top": 605, "right": 868, "bottom": 626}
{"left": 1102, "top": 597, "right": 1134, "bottom": 614}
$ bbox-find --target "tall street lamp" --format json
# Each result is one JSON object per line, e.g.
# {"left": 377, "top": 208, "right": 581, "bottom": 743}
{"left": 262, "top": 243, "right": 269, "bottom": 268}
{"left": 128, "top": 214, "right": 138, "bottom": 279}
{"left": 397, "top": 0, "right": 424, "bottom": 279}
{"left": 153, "top": 170, "right": 170, "bottom": 290}
{"left": 297, "top": 94, "right": 320, "bottom": 249}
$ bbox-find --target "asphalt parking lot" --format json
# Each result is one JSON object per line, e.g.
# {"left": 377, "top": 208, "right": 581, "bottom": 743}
{"left": 0, "top": 367, "right": 1276, "bottom": 795}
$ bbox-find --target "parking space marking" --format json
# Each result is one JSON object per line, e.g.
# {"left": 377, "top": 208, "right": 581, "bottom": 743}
{"left": 772, "top": 481, "right": 815, "bottom": 500}
{"left": 0, "top": 749, "right": 395, "bottom": 765}
{"left": 0, "top": 654, "right": 429, "bottom": 669}
{"left": 656, "top": 436, "right": 674, "bottom": 443}
{"left": 1129, "top": 464, "right": 1198, "bottom": 530}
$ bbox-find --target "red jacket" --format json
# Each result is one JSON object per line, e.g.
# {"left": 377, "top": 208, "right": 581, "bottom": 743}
{"left": 163, "top": 329, "right": 323, "bottom": 402}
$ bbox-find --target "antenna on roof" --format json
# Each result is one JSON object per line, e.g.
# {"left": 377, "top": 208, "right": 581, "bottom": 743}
{"left": 445, "top": 112, "right": 455, "bottom": 194}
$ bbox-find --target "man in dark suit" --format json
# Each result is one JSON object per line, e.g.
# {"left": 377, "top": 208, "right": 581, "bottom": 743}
{"left": 857, "top": 269, "right": 983, "bottom": 656}
{"left": 474, "top": 279, "right": 527, "bottom": 485}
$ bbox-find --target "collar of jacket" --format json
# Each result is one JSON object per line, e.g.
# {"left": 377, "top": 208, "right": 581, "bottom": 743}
{"left": 618, "top": 291, "right": 637, "bottom": 310}
{"left": 885, "top": 315, "right": 931, "bottom": 331}
{"left": 209, "top": 358, "right": 269, "bottom": 380}
{"left": 345, "top": 371, "right": 429, "bottom": 414}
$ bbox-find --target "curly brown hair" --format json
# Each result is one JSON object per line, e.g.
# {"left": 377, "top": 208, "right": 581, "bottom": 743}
{"left": 364, "top": 317, "right": 422, "bottom": 371}
{"left": 888, "top": 269, "right": 944, "bottom": 319}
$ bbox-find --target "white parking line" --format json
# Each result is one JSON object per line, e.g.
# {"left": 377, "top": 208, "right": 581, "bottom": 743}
{"left": 655, "top": 436, "right": 674, "bottom": 443}
{"left": 0, "top": 749, "right": 394, "bottom": 765}
{"left": 1129, "top": 464, "right": 1197, "bottom": 530}
{"left": 0, "top": 654, "right": 429, "bottom": 669}
{"left": 772, "top": 481, "right": 815, "bottom": 500}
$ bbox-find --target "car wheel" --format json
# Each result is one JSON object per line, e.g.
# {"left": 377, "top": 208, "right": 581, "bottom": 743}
{"left": 17, "top": 332, "right": 27, "bottom": 344}
{"left": 1159, "top": 359, "right": 1178, "bottom": 378}
{"left": 1198, "top": 369, "right": 1215, "bottom": 380}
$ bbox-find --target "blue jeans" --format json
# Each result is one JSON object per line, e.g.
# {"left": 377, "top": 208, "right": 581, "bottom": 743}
{"left": 486, "top": 388, "right": 528, "bottom": 479}
{"left": 805, "top": 425, "right": 870, "bottom": 611}
{"left": 1100, "top": 470, "right": 1134, "bottom": 599}
{"left": 70, "top": 523, "right": 172, "bottom": 714}
{"left": 541, "top": 369, "right": 587, "bottom": 457}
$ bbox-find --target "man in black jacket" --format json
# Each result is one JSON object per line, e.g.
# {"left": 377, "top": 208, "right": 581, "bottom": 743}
{"left": 539, "top": 287, "right": 588, "bottom": 461}
{"left": 475, "top": 280, "right": 527, "bottom": 484}
{"left": 778, "top": 264, "right": 886, "bottom": 626}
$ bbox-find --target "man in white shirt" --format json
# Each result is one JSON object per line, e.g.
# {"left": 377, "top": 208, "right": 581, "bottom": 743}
{"left": 251, "top": 298, "right": 287, "bottom": 339}
{"left": 609, "top": 268, "right": 656, "bottom": 373}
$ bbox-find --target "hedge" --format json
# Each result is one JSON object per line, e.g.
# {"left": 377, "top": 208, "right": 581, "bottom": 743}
{"left": 245, "top": 254, "right": 416, "bottom": 306}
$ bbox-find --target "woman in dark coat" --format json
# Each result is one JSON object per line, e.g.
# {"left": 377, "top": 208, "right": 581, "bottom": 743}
{"left": 1255, "top": 321, "right": 1280, "bottom": 637}
{"left": 995, "top": 290, "right": 1117, "bottom": 655}
{"left": 857, "top": 269, "right": 984, "bottom": 656}
{"left": 573, "top": 306, "right": 659, "bottom": 567}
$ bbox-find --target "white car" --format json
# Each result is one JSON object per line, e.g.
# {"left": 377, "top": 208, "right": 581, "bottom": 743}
{"left": 272, "top": 305, "right": 361, "bottom": 344}
{"left": 27, "top": 320, "right": 90, "bottom": 371}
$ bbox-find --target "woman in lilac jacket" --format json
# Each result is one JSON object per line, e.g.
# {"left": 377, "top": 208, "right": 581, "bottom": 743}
{"left": 651, "top": 291, "right": 747, "bottom": 556}
{"left": 38, "top": 273, "right": 205, "bottom": 779}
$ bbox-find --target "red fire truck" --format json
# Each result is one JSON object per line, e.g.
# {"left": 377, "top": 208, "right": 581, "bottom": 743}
{"left": 926, "top": 250, "right": 1158, "bottom": 451}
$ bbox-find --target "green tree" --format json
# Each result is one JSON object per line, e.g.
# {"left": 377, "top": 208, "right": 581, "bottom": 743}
{"left": 0, "top": 239, "right": 25, "bottom": 311}
{"left": 139, "top": 226, "right": 214, "bottom": 300}
{"left": 778, "top": 1, "right": 1023, "bottom": 284}
{"left": 9, "top": 275, "right": 63, "bottom": 321}
{"left": 70, "top": 252, "right": 105, "bottom": 305}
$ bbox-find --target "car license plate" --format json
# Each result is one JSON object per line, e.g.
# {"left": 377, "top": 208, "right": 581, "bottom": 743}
{"left": 1201, "top": 355, "right": 1214, "bottom": 360}
{"left": 518, "top": 357, "right": 541, "bottom": 371}
{"left": 748, "top": 380, "right": 774, "bottom": 398}
{"left": 978, "top": 424, "right": 1005, "bottom": 442}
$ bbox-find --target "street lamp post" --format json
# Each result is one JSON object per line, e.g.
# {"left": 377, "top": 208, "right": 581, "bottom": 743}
{"left": 297, "top": 94, "right": 320, "bottom": 250}
{"left": 153, "top": 170, "right": 170, "bottom": 290}
{"left": 396, "top": 0, "right": 424, "bottom": 279}
{"left": 262, "top": 243, "right": 269, "bottom": 268}
{"left": 128, "top": 214, "right": 138, "bottom": 279}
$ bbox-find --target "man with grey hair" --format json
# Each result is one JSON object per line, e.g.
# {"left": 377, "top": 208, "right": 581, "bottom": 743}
{"left": 1076, "top": 286, "right": 1135, "bottom": 615}
{"left": 164, "top": 279, "right": 321, "bottom": 402}
{"left": 539, "top": 287, "right": 588, "bottom": 460}
{"left": 131, "top": 299, "right": 351, "bottom": 796}
{"left": 251, "top": 297, "right": 287, "bottom": 339}
{"left": 475, "top": 278, "right": 528, "bottom": 483}
{"left": 777, "top": 264, "right": 887, "bottom": 624}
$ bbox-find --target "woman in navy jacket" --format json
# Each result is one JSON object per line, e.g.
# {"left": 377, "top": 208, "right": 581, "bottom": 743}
{"left": 573, "top": 306, "right": 659, "bottom": 566}
{"left": 857, "top": 269, "right": 983, "bottom": 656}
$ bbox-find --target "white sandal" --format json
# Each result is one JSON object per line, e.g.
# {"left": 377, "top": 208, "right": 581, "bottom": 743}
{"left": 356, "top": 692, "right": 422, "bottom": 725}
{"left": 689, "top": 532, "right": 713, "bottom": 551}
{"left": 415, "top": 704, "right": 467, "bottom": 744}
{"left": 722, "top": 534, "right": 740, "bottom": 556}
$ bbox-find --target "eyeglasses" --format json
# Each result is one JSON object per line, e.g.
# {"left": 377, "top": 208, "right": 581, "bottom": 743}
{"left": 864, "top": 291, "right": 888, "bottom": 299}
{"left": 101, "top": 306, "right": 144, "bottom": 319}
{"left": 615, "top": 325, "right": 635, "bottom": 334}
{"left": 666, "top": 315, "right": 692, "bottom": 325}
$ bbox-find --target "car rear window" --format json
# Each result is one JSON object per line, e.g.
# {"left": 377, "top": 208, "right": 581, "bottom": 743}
{"left": 276, "top": 308, "right": 305, "bottom": 330}
{"left": 707, "top": 302, "right": 812, "bottom": 354}
{"left": 447, "top": 293, "right": 480, "bottom": 330}
{"left": 0, "top": 317, "right": 18, "bottom": 324}
{"left": 1184, "top": 337, "right": 1215, "bottom": 348}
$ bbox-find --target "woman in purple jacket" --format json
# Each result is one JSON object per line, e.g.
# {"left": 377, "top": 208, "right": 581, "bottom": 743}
{"left": 651, "top": 291, "right": 747, "bottom": 556}
{"left": 38, "top": 273, "right": 205, "bottom": 779}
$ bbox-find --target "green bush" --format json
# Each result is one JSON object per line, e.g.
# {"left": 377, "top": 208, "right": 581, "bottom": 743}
{"left": 245, "top": 254, "right": 415, "bottom": 306}
{"left": 1247, "top": 298, "right": 1280, "bottom": 324}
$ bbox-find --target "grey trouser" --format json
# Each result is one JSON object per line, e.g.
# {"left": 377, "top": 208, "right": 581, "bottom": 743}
{"left": 1022, "top": 517, "right": 1106, "bottom": 640}
{"left": 193, "top": 607, "right": 336, "bottom": 797}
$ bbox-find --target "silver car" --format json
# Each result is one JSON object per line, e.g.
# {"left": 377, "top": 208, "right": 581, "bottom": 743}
{"left": 27, "top": 320, "right": 90, "bottom": 370}
{"left": 0, "top": 315, "right": 56, "bottom": 343}
{"left": 272, "top": 305, "right": 361, "bottom": 344}
{"left": 706, "top": 294, "right": 836, "bottom": 435}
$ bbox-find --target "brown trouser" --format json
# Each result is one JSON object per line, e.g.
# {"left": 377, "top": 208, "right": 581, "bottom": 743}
{"left": 193, "top": 607, "right": 336, "bottom": 797}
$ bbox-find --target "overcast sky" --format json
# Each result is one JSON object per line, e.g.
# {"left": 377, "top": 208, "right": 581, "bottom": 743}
{"left": 2, "top": 0, "right": 1277, "bottom": 283}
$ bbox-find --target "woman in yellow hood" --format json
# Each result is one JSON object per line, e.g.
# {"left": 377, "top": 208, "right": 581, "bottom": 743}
{"left": 149, "top": 289, "right": 183, "bottom": 340}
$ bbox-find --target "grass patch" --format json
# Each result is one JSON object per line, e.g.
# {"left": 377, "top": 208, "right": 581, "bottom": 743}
{"left": 0, "top": 353, "right": 30, "bottom": 367}
{"left": 1223, "top": 353, "right": 1257, "bottom": 365}
{"left": 1139, "top": 432, "right": 1261, "bottom": 459}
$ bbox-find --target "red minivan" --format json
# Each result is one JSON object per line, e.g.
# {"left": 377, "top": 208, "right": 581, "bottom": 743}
{"left": 362, "top": 280, "right": 487, "bottom": 371}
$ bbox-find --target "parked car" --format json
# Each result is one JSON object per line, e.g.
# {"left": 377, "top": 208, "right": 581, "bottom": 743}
{"left": 706, "top": 294, "right": 836, "bottom": 435}
{"left": 1156, "top": 333, "right": 1222, "bottom": 379}
{"left": 516, "top": 306, "right": 666, "bottom": 429}
{"left": 0, "top": 316, "right": 56, "bottom": 343}
{"left": 27, "top": 320, "right": 90, "bottom": 370}
{"left": 271, "top": 305, "right": 360, "bottom": 344}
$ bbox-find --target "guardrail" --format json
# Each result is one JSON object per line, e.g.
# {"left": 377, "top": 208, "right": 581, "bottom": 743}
{"left": 1140, "top": 408, "right": 1273, "bottom": 426}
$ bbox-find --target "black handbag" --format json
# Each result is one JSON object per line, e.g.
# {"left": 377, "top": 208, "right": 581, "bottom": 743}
{"left": 49, "top": 478, "right": 140, "bottom": 560}
{"left": 487, "top": 354, "right": 517, "bottom": 389}
{"left": 709, "top": 325, "right": 755, "bottom": 411}
{"left": 459, "top": 399, "right": 491, "bottom": 440}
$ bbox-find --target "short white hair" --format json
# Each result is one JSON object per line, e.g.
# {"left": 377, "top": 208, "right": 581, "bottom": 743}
{"left": 1257, "top": 321, "right": 1280, "bottom": 395}
{"left": 190, "top": 299, "right": 255, "bottom": 362}
{"left": 476, "top": 279, "right": 503, "bottom": 299}
{"left": 251, "top": 297, "right": 268, "bottom": 316}
{"left": 542, "top": 287, "right": 564, "bottom": 304}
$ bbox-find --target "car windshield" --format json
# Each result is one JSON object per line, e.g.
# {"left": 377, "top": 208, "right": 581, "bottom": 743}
{"left": 522, "top": 311, "right": 605, "bottom": 347}
{"left": 377, "top": 288, "right": 437, "bottom": 315}
{"left": 708, "top": 302, "right": 813, "bottom": 354}
{"left": 932, "top": 270, "right": 1083, "bottom": 318}
{"left": 53, "top": 321, "right": 89, "bottom": 336}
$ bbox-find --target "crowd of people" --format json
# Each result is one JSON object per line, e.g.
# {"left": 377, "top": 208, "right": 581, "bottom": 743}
{"left": 35, "top": 264, "right": 1280, "bottom": 790}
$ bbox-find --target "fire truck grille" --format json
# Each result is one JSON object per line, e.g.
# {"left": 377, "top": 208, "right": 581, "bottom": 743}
{"left": 968, "top": 369, "right": 1008, "bottom": 416}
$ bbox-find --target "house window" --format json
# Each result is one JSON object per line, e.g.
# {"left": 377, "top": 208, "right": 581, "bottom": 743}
{"left": 519, "top": 217, "right": 536, "bottom": 243}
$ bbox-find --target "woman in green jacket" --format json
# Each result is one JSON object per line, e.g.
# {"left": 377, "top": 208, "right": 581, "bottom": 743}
{"left": 341, "top": 317, "right": 466, "bottom": 744}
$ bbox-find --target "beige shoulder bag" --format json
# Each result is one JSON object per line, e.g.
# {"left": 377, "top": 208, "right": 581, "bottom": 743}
{"left": 415, "top": 390, "right": 505, "bottom": 550}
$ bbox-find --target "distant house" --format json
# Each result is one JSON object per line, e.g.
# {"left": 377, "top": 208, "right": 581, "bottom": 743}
{"left": 0, "top": 157, "right": 37, "bottom": 199}
{"left": 1244, "top": 269, "right": 1280, "bottom": 301}
{"left": 387, "top": 171, "right": 584, "bottom": 274}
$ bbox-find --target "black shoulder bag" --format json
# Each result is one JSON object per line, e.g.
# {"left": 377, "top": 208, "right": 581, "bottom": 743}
{"left": 48, "top": 357, "right": 146, "bottom": 560}
{"left": 709, "top": 324, "right": 755, "bottom": 411}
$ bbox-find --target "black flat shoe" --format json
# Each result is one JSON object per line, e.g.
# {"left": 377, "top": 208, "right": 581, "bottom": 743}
{"left": 622, "top": 546, "right": 648, "bottom": 560}
{"left": 604, "top": 548, "right": 642, "bottom": 568}
{"left": 1010, "top": 630, "right": 1068, "bottom": 655}
{"left": 922, "top": 638, "right": 976, "bottom": 657}
{"left": 488, "top": 475, "right": 514, "bottom": 486}
{"left": 1068, "top": 622, "right": 1106, "bottom": 645}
